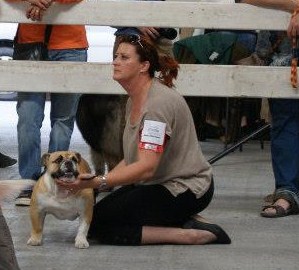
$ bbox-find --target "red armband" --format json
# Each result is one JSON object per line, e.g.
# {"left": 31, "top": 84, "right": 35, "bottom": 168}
{"left": 138, "top": 120, "right": 167, "bottom": 153}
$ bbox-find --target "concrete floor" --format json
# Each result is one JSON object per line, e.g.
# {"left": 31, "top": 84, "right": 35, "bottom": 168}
{"left": 0, "top": 101, "right": 298, "bottom": 270}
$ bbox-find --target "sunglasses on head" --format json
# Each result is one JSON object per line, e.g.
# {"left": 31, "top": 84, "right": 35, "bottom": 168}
{"left": 127, "top": 34, "right": 144, "bottom": 49}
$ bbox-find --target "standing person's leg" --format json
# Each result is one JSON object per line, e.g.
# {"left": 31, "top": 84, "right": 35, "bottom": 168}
{"left": 0, "top": 207, "right": 20, "bottom": 270}
{"left": 15, "top": 93, "right": 46, "bottom": 206}
{"left": 17, "top": 93, "right": 46, "bottom": 180}
{"left": 48, "top": 92, "right": 81, "bottom": 152}
{"left": 261, "top": 99, "right": 299, "bottom": 217}
{"left": 47, "top": 49, "right": 87, "bottom": 152}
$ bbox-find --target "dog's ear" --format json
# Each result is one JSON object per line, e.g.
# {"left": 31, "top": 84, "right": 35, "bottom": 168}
{"left": 75, "top": 152, "right": 82, "bottom": 163}
{"left": 41, "top": 153, "right": 50, "bottom": 167}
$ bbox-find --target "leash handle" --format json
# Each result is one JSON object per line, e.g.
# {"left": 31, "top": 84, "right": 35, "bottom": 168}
{"left": 81, "top": 175, "right": 97, "bottom": 181}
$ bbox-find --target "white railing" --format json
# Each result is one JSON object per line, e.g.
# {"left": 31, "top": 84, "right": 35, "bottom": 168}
{"left": 0, "top": 0, "right": 297, "bottom": 98}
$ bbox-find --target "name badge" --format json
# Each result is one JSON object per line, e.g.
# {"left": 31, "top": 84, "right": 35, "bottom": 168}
{"left": 141, "top": 120, "right": 166, "bottom": 145}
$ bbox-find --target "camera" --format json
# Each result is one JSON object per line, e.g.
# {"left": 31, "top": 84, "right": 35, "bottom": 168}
{"left": 158, "top": 28, "right": 177, "bottom": 40}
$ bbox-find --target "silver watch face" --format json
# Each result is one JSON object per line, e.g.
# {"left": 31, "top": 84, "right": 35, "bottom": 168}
{"left": 98, "top": 175, "right": 108, "bottom": 191}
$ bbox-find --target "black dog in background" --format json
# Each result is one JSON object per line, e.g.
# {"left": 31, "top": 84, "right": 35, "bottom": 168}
{"left": 76, "top": 94, "right": 203, "bottom": 174}
{"left": 76, "top": 94, "right": 127, "bottom": 175}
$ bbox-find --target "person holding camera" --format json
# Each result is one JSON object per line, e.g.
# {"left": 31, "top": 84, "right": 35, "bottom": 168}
{"left": 242, "top": 0, "right": 299, "bottom": 217}
{"left": 113, "top": 25, "right": 176, "bottom": 58}
{"left": 113, "top": 0, "right": 177, "bottom": 57}
{"left": 57, "top": 35, "right": 231, "bottom": 246}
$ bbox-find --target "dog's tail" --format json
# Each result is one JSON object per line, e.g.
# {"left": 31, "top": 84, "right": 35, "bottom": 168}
{"left": 0, "top": 180, "right": 36, "bottom": 202}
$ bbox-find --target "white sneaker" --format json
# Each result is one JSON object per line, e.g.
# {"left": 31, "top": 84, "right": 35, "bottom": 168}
{"left": 15, "top": 189, "right": 32, "bottom": 206}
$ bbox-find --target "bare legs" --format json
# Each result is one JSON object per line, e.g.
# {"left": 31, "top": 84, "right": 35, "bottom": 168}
{"left": 141, "top": 226, "right": 217, "bottom": 245}
{"left": 141, "top": 215, "right": 219, "bottom": 245}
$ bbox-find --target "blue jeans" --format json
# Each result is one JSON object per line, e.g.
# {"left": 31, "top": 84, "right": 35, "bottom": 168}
{"left": 236, "top": 32, "right": 257, "bottom": 54}
{"left": 17, "top": 49, "right": 87, "bottom": 180}
{"left": 269, "top": 99, "right": 299, "bottom": 207}
{"left": 220, "top": 31, "right": 257, "bottom": 54}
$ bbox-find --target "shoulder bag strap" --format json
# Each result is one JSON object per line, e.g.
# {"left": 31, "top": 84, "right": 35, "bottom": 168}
{"left": 44, "top": 25, "right": 53, "bottom": 47}
{"left": 13, "top": 25, "right": 20, "bottom": 45}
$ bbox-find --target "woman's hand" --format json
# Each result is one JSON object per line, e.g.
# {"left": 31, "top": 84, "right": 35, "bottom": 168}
{"left": 25, "top": 0, "right": 52, "bottom": 10}
{"left": 26, "top": 5, "right": 44, "bottom": 21}
{"left": 55, "top": 173, "right": 99, "bottom": 193}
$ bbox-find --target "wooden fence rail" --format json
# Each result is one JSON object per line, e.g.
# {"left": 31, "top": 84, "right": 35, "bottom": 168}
{"left": 0, "top": 1, "right": 290, "bottom": 30}
{"left": 0, "top": 0, "right": 298, "bottom": 98}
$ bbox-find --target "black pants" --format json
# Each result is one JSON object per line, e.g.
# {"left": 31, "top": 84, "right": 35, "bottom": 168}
{"left": 89, "top": 180, "right": 214, "bottom": 245}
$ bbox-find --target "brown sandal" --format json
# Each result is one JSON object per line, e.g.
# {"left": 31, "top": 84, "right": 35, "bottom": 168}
{"left": 260, "top": 204, "right": 291, "bottom": 218}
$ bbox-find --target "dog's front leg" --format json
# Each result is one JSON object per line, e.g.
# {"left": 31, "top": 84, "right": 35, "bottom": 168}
{"left": 27, "top": 206, "right": 46, "bottom": 246}
{"left": 75, "top": 216, "right": 90, "bottom": 249}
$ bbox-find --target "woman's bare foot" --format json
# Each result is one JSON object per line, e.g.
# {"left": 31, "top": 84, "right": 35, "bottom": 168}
{"left": 261, "top": 198, "right": 292, "bottom": 218}
{"left": 263, "top": 198, "right": 290, "bottom": 214}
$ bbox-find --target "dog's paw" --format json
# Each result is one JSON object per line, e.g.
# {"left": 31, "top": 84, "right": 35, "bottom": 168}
{"left": 27, "top": 236, "right": 42, "bottom": 246}
{"left": 75, "top": 236, "right": 89, "bottom": 249}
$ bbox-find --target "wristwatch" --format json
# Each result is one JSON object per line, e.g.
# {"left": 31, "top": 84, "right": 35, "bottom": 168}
{"left": 97, "top": 175, "right": 108, "bottom": 191}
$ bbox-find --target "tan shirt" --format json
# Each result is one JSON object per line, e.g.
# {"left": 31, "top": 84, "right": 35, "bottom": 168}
{"left": 123, "top": 79, "right": 212, "bottom": 198}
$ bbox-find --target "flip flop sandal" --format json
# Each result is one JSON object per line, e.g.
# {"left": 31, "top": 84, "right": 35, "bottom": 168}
{"left": 183, "top": 219, "right": 231, "bottom": 244}
{"left": 273, "top": 193, "right": 299, "bottom": 215}
{"left": 260, "top": 204, "right": 291, "bottom": 218}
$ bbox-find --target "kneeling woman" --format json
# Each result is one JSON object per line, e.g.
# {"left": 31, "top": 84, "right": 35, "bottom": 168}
{"left": 57, "top": 35, "right": 231, "bottom": 245}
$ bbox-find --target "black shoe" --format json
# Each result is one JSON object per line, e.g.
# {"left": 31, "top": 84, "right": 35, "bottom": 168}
{"left": 183, "top": 218, "right": 231, "bottom": 244}
{"left": 15, "top": 189, "right": 32, "bottom": 206}
{"left": 0, "top": 152, "right": 17, "bottom": 168}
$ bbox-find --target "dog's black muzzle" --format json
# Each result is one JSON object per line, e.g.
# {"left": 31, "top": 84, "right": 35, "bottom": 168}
{"left": 51, "top": 160, "right": 79, "bottom": 180}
